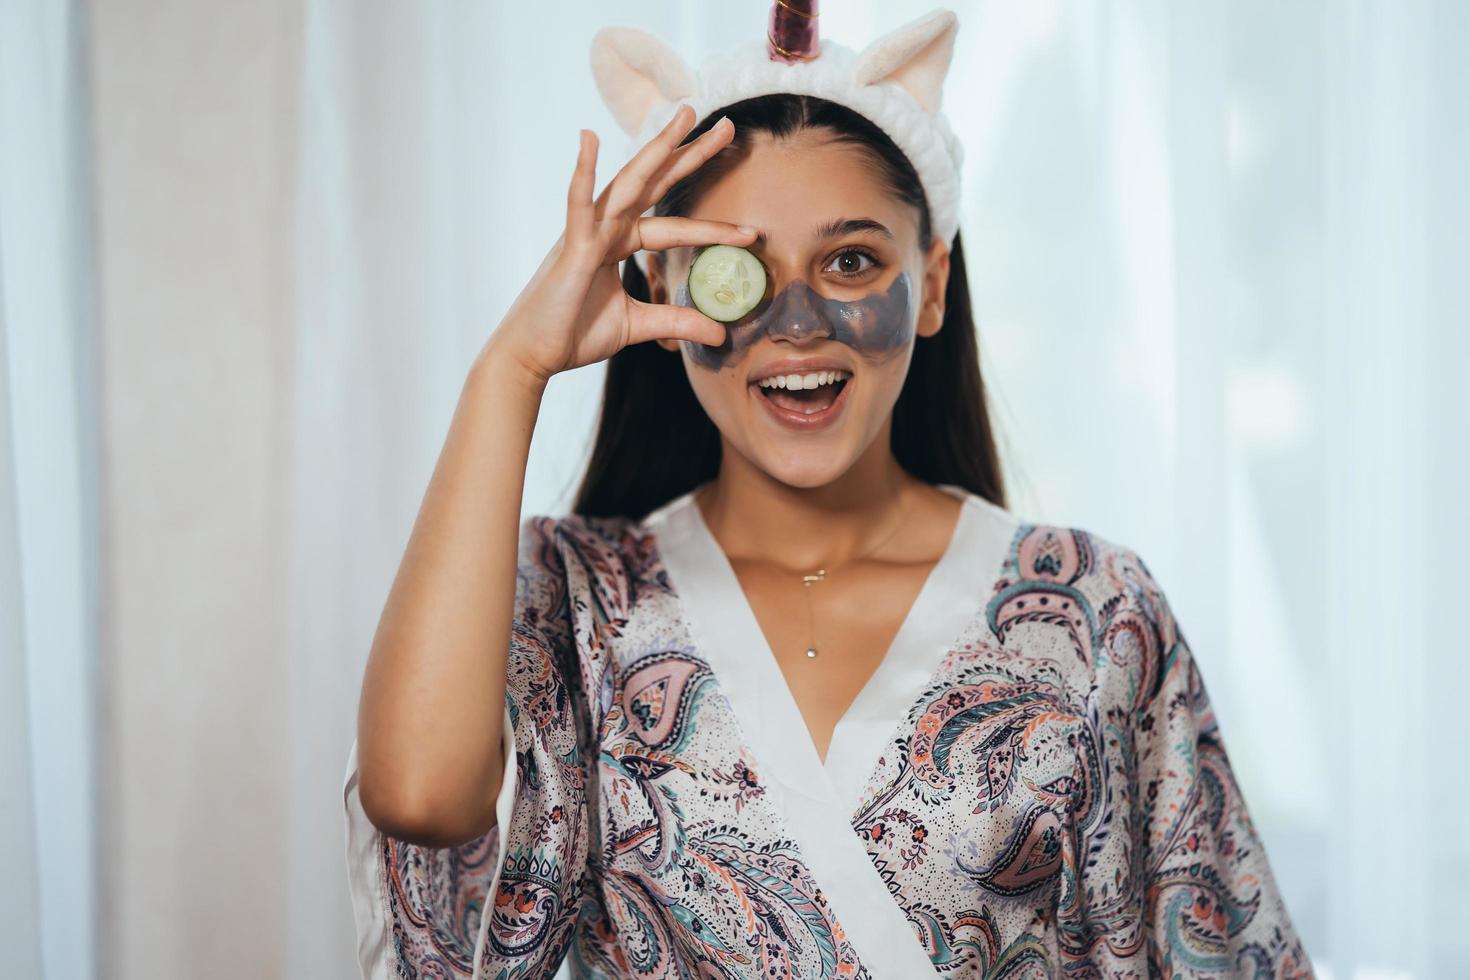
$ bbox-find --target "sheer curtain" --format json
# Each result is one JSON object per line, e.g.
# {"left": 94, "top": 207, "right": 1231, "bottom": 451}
{"left": 293, "top": 1, "right": 1469, "bottom": 976}
{"left": 0, "top": 0, "right": 99, "bottom": 978}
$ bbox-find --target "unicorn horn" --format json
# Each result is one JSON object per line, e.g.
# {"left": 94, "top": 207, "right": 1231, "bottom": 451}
{"left": 767, "top": 0, "right": 819, "bottom": 63}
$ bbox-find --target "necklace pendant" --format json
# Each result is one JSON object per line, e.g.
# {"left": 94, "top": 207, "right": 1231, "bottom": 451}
{"left": 805, "top": 647, "right": 818, "bottom": 658}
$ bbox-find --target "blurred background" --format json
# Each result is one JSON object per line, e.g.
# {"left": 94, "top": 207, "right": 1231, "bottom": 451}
{"left": 3, "top": 0, "right": 1467, "bottom": 977}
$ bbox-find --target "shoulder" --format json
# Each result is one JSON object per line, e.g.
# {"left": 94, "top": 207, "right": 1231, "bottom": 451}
{"left": 519, "top": 511, "right": 651, "bottom": 563}
{"left": 517, "top": 511, "right": 665, "bottom": 610}
{"left": 993, "top": 518, "right": 1181, "bottom": 698}
{"left": 1003, "top": 518, "right": 1165, "bottom": 613}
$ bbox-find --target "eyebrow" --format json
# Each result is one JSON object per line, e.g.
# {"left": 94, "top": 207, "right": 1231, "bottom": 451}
{"left": 746, "top": 217, "right": 895, "bottom": 249}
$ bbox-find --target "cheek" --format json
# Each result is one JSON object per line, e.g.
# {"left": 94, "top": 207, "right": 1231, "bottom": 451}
{"left": 680, "top": 354, "right": 746, "bottom": 424}
{"left": 858, "top": 345, "right": 917, "bottom": 412}
{"left": 674, "top": 282, "right": 765, "bottom": 372}
{"left": 831, "top": 271, "right": 917, "bottom": 358}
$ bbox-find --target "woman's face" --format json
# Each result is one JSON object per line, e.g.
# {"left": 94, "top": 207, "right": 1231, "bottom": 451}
{"left": 649, "top": 128, "right": 951, "bottom": 489}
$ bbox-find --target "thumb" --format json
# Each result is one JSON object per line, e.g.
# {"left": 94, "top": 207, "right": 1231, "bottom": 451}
{"left": 625, "top": 297, "right": 728, "bottom": 349}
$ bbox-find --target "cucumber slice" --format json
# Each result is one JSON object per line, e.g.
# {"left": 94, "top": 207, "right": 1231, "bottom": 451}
{"left": 687, "top": 245, "right": 767, "bottom": 322}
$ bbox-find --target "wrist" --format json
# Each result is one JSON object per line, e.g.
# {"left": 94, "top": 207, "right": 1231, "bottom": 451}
{"left": 470, "top": 336, "right": 552, "bottom": 400}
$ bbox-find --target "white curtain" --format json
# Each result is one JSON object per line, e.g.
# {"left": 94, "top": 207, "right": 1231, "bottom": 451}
{"left": 0, "top": 0, "right": 99, "bottom": 978}
{"left": 293, "top": 1, "right": 1470, "bottom": 976}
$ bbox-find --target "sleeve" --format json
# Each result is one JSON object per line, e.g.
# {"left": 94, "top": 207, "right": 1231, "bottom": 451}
{"left": 1057, "top": 546, "right": 1314, "bottom": 978}
{"left": 342, "top": 514, "right": 593, "bottom": 979}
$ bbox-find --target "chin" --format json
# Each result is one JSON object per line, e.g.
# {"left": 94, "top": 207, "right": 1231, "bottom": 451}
{"left": 724, "top": 418, "right": 870, "bottom": 489}
{"left": 752, "top": 448, "right": 855, "bottom": 490}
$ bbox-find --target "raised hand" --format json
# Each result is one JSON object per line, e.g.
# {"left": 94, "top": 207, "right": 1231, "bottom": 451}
{"left": 492, "top": 103, "right": 758, "bottom": 385}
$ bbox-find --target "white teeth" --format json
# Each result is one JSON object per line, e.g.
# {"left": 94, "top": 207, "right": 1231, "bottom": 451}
{"left": 755, "top": 369, "right": 851, "bottom": 389}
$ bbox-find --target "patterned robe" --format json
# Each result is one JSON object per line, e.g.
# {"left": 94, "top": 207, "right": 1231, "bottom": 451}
{"left": 342, "top": 482, "right": 1312, "bottom": 979}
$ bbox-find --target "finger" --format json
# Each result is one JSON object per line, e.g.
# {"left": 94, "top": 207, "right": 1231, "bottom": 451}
{"left": 566, "top": 129, "right": 597, "bottom": 238}
{"left": 640, "top": 116, "right": 735, "bottom": 210}
{"left": 629, "top": 216, "right": 757, "bottom": 253}
{"left": 625, "top": 296, "right": 727, "bottom": 348}
{"left": 598, "top": 103, "right": 695, "bottom": 221}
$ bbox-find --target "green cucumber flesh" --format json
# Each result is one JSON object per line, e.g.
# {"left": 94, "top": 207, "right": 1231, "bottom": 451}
{"left": 687, "top": 245, "right": 767, "bottom": 322}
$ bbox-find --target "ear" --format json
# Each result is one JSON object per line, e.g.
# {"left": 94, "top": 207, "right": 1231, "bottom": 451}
{"left": 589, "top": 27, "right": 698, "bottom": 137}
{"left": 852, "top": 9, "right": 959, "bottom": 114}
{"left": 916, "top": 238, "right": 950, "bottom": 339}
{"left": 643, "top": 251, "right": 670, "bottom": 304}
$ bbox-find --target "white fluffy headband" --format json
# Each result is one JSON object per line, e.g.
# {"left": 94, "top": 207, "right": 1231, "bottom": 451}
{"left": 588, "top": 6, "right": 965, "bottom": 278}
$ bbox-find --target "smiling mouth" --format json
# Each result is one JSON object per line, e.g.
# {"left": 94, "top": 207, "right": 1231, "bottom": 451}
{"left": 752, "top": 373, "right": 851, "bottom": 415}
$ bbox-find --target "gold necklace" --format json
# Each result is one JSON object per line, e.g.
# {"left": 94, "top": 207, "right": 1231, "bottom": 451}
{"left": 800, "top": 496, "right": 913, "bottom": 659}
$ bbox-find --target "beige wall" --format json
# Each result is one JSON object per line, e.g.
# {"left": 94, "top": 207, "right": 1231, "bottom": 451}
{"left": 90, "top": 1, "right": 301, "bottom": 975}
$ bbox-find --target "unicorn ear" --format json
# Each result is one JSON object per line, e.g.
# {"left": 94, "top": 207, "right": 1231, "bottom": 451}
{"left": 589, "top": 27, "right": 698, "bottom": 137}
{"left": 852, "top": 9, "right": 959, "bottom": 114}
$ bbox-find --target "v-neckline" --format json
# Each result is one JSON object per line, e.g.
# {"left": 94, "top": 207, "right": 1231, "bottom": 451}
{"left": 686, "top": 482, "right": 974, "bottom": 768}
{"left": 644, "top": 480, "right": 1019, "bottom": 807}
{"left": 641, "top": 482, "right": 1020, "bottom": 976}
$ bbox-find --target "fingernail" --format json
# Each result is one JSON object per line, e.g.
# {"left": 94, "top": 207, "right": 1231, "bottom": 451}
{"left": 737, "top": 225, "right": 756, "bottom": 235}
{"left": 716, "top": 115, "right": 732, "bottom": 129}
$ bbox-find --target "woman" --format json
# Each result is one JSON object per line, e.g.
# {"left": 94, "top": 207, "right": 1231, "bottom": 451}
{"left": 343, "top": 8, "right": 1310, "bottom": 979}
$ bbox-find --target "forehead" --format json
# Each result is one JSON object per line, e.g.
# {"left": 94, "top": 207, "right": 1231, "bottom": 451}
{"left": 683, "top": 131, "right": 920, "bottom": 249}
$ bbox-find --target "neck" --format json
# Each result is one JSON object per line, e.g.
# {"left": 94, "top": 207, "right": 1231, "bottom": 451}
{"left": 695, "top": 425, "right": 921, "bottom": 573}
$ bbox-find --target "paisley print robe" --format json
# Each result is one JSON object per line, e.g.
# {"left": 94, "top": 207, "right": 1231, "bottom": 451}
{"left": 342, "top": 482, "right": 1312, "bottom": 979}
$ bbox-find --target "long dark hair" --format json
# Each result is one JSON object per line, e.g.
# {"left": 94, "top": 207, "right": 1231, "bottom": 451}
{"left": 571, "top": 93, "right": 1007, "bottom": 519}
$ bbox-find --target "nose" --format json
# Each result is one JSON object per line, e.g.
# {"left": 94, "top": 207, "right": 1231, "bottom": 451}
{"left": 762, "top": 280, "right": 834, "bottom": 343}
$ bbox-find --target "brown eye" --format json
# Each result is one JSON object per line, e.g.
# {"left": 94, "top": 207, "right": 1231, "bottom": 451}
{"left": 825, "top": 247, "right": 881, "bottom": 278}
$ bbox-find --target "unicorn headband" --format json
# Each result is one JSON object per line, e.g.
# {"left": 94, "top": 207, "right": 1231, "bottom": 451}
{"left": 588, "top": 4, "right": 965, "bottom": 279}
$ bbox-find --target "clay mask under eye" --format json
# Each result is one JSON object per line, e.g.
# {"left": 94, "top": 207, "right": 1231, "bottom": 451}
{"left": 675, "top": 272, "right": 916, "bottom": 371}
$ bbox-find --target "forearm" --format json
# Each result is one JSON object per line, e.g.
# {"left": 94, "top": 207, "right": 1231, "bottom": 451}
{"left": 354, "top": 335, "right": 547, "bottom": 846}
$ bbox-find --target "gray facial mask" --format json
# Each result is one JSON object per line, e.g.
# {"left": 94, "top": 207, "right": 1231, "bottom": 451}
{"left": 673, "top": 271, "right": 917, "bottom": 371}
